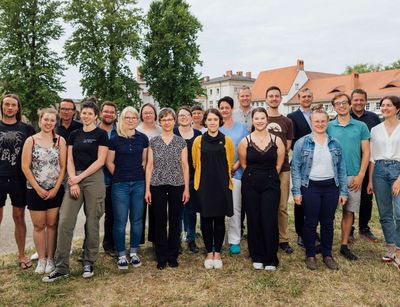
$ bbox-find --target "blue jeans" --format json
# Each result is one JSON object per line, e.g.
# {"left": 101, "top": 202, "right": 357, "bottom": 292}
{"left": 112, "top": 181, "right": 145, "bottom": 256}
{"left": 180, "top": 181, "right": 197, "bottom": 242}
{"left": 373, "top": 160, "right": 400, "bottom": 248}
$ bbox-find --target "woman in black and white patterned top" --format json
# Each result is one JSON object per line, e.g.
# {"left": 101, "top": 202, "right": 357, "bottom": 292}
{"left": 145, "top": 108, "right": 190, "bottom": 270}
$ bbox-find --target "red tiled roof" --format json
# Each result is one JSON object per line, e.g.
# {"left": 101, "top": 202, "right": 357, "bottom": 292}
{"left": 288, "top": 69, "right": 400, "bottom": 104}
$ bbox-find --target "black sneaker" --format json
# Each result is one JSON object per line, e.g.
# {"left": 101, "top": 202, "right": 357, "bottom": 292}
{"left": 157, "top": 262, "right": 167, "bottom": 270}
{"left": 279, "top": 242, "right": 294, "bottom": 254}
{"left": 42, "top": 270, "right": 68, "bottom": 283}
{"left": 359, "top": 229, "right": 378, "bottom": 243}
{"left": 168, "top": 259, "right": 179, "bottom": 268}
{"left": 340, "top": 246, "right": 358, "bottom": 261}
{"left": 188, "top": 241, "right": 199, "bottom": 253}
{"left": 82, "top": 264, "right": 94, "bottom": 278}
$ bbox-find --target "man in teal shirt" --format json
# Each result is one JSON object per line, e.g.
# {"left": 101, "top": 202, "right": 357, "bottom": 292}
{"left": 327, "top": 93, "right": 370, "bottom": 261}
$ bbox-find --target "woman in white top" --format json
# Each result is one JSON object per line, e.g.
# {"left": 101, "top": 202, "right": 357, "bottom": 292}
{"left": 368, "top": 95, "right": 400, "bottom": 269}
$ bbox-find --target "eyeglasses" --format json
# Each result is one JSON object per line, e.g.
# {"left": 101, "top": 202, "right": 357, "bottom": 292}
{"left": 143, "top": 111, "right": 155, "bottom": 116}
{"left": 178, "top": 114, "right": 190, "bottom": 118}
{"left": 60, "top": 108, "right": 74, "bottom": 112}
{"left": 160, "top": 118, "right": 174, "bottom": 123}
{"left": 333, "top": 100, "right": 349, "bottom": 107}
{"left": 124, "top": 116, "right": 138, "bottom": 121}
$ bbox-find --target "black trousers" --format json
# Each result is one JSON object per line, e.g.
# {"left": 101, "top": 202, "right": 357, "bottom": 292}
{"left": 294, "top": 201, "right": 304, "bottom": 237}
{"left": 151, "top": 185, "right": 184, "bottom": 264}
{"left": 103, "top": 186, "right": 114, "bottom": 251}
{"left": 201, "top": 216, "right": 225, "bottom": 253}
{"left": 242, "top": 167, "right": 280, "bottom": 266}
{"left": 358, "top": 171, "right": 373, "bottom": 231}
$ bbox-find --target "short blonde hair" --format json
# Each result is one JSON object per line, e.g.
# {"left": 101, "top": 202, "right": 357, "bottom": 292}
{"left": 117, "top": 106, "right": 139, "bottom": 138}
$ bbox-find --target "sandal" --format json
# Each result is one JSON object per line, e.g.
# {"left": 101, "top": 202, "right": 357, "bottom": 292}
{"left": 19, "top": 259, "right": 33, "bottom": 270}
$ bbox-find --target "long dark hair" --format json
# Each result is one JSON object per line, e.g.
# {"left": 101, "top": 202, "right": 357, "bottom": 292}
{"left": 1, "top": 93, "right": 22, "bottom": 121}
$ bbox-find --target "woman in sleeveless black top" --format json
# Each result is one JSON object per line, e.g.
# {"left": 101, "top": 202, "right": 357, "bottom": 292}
{"left": 238, "top": 107, "right": 285, "bottom": 270}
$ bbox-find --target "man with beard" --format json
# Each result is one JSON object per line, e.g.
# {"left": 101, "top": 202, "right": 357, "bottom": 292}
{"left": 266, "top": 86, "right": 294, "bottom": 254}
{"left": 98, "top": 101, "right": 118, "bottom": 254}
{"left": 0, "top": 94, "right": 35, "bottom": 269}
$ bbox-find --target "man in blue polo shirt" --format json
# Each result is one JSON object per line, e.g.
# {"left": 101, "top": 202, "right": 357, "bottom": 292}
{"left": 327, "top": 93, "right": 370, "bottom": 261}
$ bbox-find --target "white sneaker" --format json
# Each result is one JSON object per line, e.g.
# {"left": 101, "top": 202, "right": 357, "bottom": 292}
{"left": 30, "top": 252, "right": 39, "bottom": 261}
{"left": 45, "top": 259, "right": 55, "bottom": 274}
{"left": 265, "top": 265, "right": 277, "bottom": 271}
{"left": 204, "top": 258, "right": 214, "bottom": 269}
{"left": 82, "top": 265, "right": 94, "bottom": 278}
{"left": 253, "top": 262, "right": 264, "bottom": 270}
{"left": 35, "top": 258, "right": 47, "bottom": 274}
{"left": 213, "top": 258, "right": 223, "bottom": 269}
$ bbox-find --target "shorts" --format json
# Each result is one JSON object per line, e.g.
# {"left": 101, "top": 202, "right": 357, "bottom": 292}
{"left": 0, "top": 176, "right": 27, "bottom": 208}
{"left": 26, "top": 186, "right": 65, "bottom": 211}
{"left": 344, "top": 176, "right": 361, "bottom": 213}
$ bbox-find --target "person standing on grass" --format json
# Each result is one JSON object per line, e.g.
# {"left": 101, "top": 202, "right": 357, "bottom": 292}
{"left": 327, "top": 93, "right": 370, "bottom": 261}
{"left": 291, "top": 105, "right": 348, "bottom": 271}
{"left": 238, "top": 107, "right": 285, "bottom": 271}
{"left": 218, "top": 96, "right": 248, "bottom": 255}
{"left": 191, "top": 105, "right": 207, "bottom": 133}
{"left": 21, "top": 108, "right": 67, "bottom": 274}
{"left": 137, "top": 103, "right": 162, "bottom": 245}
{"left": 98, "top": 101, "right": 118, "bottom": 255}
{"left": 106, "top": 107, "right": 148, "bottom": 270}
{"left": 174, "top": 106, "right": 202, "bottom": 253}
{"left": 349, "top": 89, "right": 381, "bottom": 243}
{"left": 0, "top": 94, "right": 35, "bottom": 270}
{"left": 145, "top": 108, "right": 190, "bottom": 270}
{"left": 192, "top": 109, "right": 234, "bottom": 269}
{"left": 287, "top": 88, "right": 313, "bottom": 247}
{"left": 265, "top": 86, "right": 295, "bottom": 254}
{"left": 43, "top": 99, "right": 108, "bottom": 282}
{"left": 367, "top": 96, "right": 400, "bottom": 269}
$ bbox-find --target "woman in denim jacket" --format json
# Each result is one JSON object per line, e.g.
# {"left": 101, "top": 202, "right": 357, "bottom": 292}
{"left": 291, "top": 105, "right": 348, "bottom": 270}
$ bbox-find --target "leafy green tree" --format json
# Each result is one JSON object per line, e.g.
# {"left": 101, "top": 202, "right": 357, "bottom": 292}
{"left": 384, "top": 59, "right": 400, "bottom": 70}
{"left": 343, "top": 63, "right": 383, "bottom": 74}
{"left": 0, "top": 0, "right": 65, "bottom": 123}
{"left": 140, "top": 0, "right": 203, "bottom": 110}
{"left": 64, "top": 0, "right": 142, "bottom": 110}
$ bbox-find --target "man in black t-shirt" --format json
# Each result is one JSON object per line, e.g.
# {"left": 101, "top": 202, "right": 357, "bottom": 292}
{"left": 56, "top": 99, "right": 83, "bottom": 141}
{"left": 0, "top": 94, "right": 35, "bottom": 269}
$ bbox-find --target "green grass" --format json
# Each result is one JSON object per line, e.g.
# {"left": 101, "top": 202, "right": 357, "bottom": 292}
{"left": 0, "top": 202, "right": 399, "bottom": 307}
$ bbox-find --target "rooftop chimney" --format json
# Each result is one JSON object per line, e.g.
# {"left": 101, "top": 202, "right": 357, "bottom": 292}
{"left": 236, "top": 71, "right": 243, "bottom": 76}
{"left": 245, "top": 72, "right": 252, "bottom": 79}
{"left": 351, "top": 72, "right": 359, "bottom": 89}
{"left": 203, "top": 76, "right": 210, "bottom": 82}
{"left": 297, "top": 59, "right": 304, "bottom": 71}
{"left": 226, "top": 70, "right": 233, "bottom": 77}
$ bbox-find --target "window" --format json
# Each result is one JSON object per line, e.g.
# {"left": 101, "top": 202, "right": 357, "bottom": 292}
{"left": 217, "top": 88, "right": 220, "bottom": 94}
{"left": 291, "top": 106, "right": 296, "bottom": 112}
{"left": 209, "top": 100, "right": 213, "bottom": 108}
{"left": 209, "top": 89, "right": 212, "bottom": 95}
{"left": 376, "top": 102, "right": 380, "bottom": 110}
{"left": 366, "top": 103, "right": 370, "bottom": 111}
{"left": 324, "top": 104, "right": 329, "bottom": 111}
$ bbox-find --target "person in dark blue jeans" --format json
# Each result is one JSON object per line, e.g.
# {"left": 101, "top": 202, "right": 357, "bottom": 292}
{"left": 106, "top": 106, "right": 149, "bottom": 270}
{"left": 291, "top": 105, "right": 348, "bottom": 271}
{"left": 174, "top": 106, "right": 202, "bottom": 253}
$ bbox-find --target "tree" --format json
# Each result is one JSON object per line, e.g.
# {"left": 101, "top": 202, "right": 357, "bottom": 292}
{"left": 140, "top": 0, "right": 203, "bottom": 110}
{"left": 0, "top": 0, "right": 65, "bottom": 123}
{"left": 384, "top": 59, "right": 400, "bottom": 70}
{"left": 64, "top": 0, "right": 142, "bottom": 110}
{"left": 343, "top": 63, "right": 383, "bottom": 74}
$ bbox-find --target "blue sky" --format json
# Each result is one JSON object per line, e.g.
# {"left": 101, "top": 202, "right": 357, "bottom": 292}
{"left": 56, "top": 0, "right": 400, "bottom": 98}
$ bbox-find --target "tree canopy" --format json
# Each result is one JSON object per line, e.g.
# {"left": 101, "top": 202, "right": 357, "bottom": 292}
{"left": 64, "top": 0, "right": 142, "bottom": 110}
{"left": 343, "top": 59, "right": 400, "bottom": 74}
{"left": 140, "top": 0, "right": 203, "bottom": 110}
{"left": 0, "top": 0, "right": 65, "bottom": 123}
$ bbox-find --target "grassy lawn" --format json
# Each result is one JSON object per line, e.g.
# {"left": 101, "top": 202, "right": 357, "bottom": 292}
{"left": 0, "top": 203, "right": 398, "bottom": 307}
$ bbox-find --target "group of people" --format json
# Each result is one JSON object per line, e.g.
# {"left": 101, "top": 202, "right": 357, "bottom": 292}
{"left": 0, "top": 85, "right": 399, "bottom": 282}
